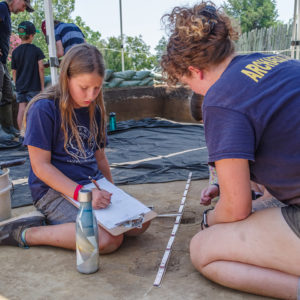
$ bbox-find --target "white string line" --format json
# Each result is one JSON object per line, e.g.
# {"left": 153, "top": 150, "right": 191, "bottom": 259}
{"left": 110, "top": 147, "right": 207, "bottom": 167}
{"left": 99, "top": 47, "right": 149, "bottom": 56}
{"left": 101, "top": 47, "right": 293, "bottom": 56}
{"left": 237, "top": 49, "right": 291, "bottom": 54}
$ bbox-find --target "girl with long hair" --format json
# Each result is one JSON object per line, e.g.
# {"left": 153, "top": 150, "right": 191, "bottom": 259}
{"left": 0, "top": 43, "right": 149, "bottom": 253}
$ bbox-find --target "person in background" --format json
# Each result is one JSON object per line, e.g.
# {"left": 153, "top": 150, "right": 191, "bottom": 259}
{"left": 11, "top": 21, "right": 45, "bottom": 133}
{"left": 0, "top": 0, "right": 34, "bottom": 141}
{"left": 0, "top": 44, "right": 150, "bottom": 253}
{"left": 41, "top": 19, "right": 85, "bottom": 58}
{"left": 161, "top": 1, "right": 300, "bottom": 299}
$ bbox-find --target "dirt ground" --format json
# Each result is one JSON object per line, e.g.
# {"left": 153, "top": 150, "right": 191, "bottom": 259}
{"left": 0, "top": 178, "right": 272, "bottom": 300}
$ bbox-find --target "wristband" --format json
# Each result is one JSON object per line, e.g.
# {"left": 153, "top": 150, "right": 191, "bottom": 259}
{"left": 251, "top": 190, "right": 263, "bottom": 200}
{"left": 212, "top": 183, "right": 220, "bottom": 196}
{"left": 201, "top": 207, "right": 214, "bottom": 230}
{"left": 73, "top": 184, "right": 83, "bottom": 201}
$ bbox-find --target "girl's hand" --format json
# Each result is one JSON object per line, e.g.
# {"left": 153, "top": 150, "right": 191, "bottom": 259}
{"left": 91, "top": 188, "right": 112, "bottom": 209}
{"left": 200, "top": 185, "right": 219, "bottom": 206}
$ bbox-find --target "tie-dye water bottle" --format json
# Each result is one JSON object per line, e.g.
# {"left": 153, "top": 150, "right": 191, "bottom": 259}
{"left": 76, "top": 189, "right": 99, "bottom": 274}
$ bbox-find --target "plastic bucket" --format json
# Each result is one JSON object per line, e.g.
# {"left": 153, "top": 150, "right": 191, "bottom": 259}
{"left": 0, "top": 168, "right": 12, "bottom": 221}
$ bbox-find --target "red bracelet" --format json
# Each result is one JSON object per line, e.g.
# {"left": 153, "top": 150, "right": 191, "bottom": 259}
{"left": 73, "top": 184, "right": 83, "bottom": 201}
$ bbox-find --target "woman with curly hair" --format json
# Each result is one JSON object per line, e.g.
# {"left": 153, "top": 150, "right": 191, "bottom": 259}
{"left": 161, "top": 1, "right": 300, "bottom": 299}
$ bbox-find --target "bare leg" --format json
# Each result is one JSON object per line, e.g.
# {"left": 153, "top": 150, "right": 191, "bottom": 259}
{"left": 125, "top": 220, "right": 151, "bottom": 237}
{"left": 200, "top": 261, "right": 298, "bottom": 299}
{"left": 190, "top": 208, "right": 300, "bottom": 299}
{"left": 25, "top": 222, "right": 123, "bottom": 254}
{"left": 17, "top": 102, "right": 26, "bottom": 130}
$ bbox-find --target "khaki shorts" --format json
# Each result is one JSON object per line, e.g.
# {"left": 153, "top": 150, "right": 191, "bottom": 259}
{"left": 281, "top": 204, "right": 300, "bottom": 239}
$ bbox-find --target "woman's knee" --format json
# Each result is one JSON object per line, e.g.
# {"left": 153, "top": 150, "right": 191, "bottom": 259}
{"left": 99, "top": 232, "right": 124, "bottom": 254}
{"left": 190, "top": 230, "right": 211, "bottom": 272}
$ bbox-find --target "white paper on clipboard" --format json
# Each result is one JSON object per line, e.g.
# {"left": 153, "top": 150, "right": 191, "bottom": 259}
{"left": 65, "top": 177, "right": 156, "bottom": 233}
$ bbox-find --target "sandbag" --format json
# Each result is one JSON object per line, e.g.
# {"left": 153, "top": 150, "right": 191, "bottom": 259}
{"left": 147, "top": 79, "right": 154, "bottom": 86}
{"left": 112, "top": 70, "right": 136, "bottom": 80}
{"left": 119, "top": 80, "right": 142, "bottom": 87}
{"left": 105, "top": 69, "right": 114, "bottom": 81}
{"left": 108, "top": 78, "right": 123, "bottom": 88}
{"left": 150, "top": 72, "right": 163, "bottom": 81}
{"left": 132, "top": 70, "right": 151, "bottom": 80}
{"left": 139, "top": 77, "right": 153, "bottom": 86}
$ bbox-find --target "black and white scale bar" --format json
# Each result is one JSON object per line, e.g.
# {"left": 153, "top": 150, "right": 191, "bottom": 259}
{"left": 153, "top": 172, "right": 192, "bottom": 287}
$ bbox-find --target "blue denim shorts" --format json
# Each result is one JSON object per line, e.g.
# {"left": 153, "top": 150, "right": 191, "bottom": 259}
{"left": 34, "top": 188, "right": 78, "bottom": 225}
{"left": 16, "top": 91, "right": 39, "bottom": 103}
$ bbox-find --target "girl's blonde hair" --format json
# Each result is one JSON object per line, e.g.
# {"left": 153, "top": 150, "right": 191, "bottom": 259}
{"left": 23, "top": 43, "right": 107, "bottom": 158}
{"left": 160, "top": 1, "right": 239, "bottom": 85}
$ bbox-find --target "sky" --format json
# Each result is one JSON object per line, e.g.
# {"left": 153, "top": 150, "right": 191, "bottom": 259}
{"left": 72, "top": 0, "right": 295, "bottom": 54}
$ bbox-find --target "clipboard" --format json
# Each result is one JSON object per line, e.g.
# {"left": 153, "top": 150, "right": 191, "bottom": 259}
{"left": 64, "top": 177, "right": 157, "bottom": 236}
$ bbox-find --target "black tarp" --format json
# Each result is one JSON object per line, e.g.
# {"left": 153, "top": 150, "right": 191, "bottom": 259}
{"left": 1, "top": 118, "right": 208, "bottom": 208}
{"left": 107, "top": 118, "right": 209, "bottom": 184}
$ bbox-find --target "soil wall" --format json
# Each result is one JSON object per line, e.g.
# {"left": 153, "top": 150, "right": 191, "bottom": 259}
{"left": 104, "top": 85, "right": 201, "bottom": 123}
{"left": 12, "top": 85, "right": 202, "bottom": 126}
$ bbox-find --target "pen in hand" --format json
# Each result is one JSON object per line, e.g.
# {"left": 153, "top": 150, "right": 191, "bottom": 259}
{"left": 89, "top": 176, "right": 112, "bottom": 207}
{"left": 89, "top": 176, "right": 102, "bottom": 191}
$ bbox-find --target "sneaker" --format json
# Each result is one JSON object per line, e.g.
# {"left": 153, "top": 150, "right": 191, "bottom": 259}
{"left": 3, "top": 125, "right": 20, "bottom": 137}
{"left": 0, "top": 211, "right": 45, "bottom": 248}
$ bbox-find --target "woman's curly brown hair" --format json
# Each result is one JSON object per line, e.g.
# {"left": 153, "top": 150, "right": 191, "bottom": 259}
{"left": 160, "top": 1, "right": 239, "bottom": 85}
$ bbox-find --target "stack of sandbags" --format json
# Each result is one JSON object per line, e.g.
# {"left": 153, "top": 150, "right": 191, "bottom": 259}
{"left": 104, "top": 70, "right": 163, "bottom": 88}
{"left": 43, "top": 71, "right": 164, "bottom": 89}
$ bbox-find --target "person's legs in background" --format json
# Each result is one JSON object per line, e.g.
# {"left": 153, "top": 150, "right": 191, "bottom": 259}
{"left": 16, "top": 91, "right": 39, "bottom": 138}
{"left": 17, "top": 102, "right": 26, "bottom": 131}
{"left": 0, "top": 64, "right": 19, "bottom": 138}
{"left": 0, "top": 62, "right": 15, "bottom": 142}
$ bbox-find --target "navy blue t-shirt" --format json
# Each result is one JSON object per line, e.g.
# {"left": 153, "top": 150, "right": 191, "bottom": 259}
{"left": 55, "top": 22, "right": 85, "bottom": 54}
{"left": 24, "top": 99, "right": 105, "bottom": 203}
{"left": 11, "top": 44, "right": 45, "bottom": 92}
{"left": 0, "top": 1, "right": 11, "bottom": 64}
{"left": 203, "top": 53, "right": 300, "bottom": 204}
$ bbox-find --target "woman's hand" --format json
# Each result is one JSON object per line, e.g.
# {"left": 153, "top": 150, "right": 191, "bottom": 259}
{"left": 200, "top": 184, "right": 219, "bottom": 206}
{"left": 91, "top": 188, "right": 112, "bottom": 209}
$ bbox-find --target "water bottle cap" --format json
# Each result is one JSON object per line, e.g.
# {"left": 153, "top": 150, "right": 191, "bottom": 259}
{"left": 78, "top": 189, "right": 92, "bottom": 202}
{"left": 109, "top": 112, "right": 116, "bottom": 117}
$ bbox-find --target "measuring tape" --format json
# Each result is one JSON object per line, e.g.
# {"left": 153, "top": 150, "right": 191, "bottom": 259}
{"left": 153, "top": 172, "right": 192, "bottom": 287}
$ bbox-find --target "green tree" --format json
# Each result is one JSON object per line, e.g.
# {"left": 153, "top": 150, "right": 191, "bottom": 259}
{"left": 73, "top": 16, "right": 106, "bottom": 49}
{"left": 223, "top": 0, "right": 279, "bottom": 33}
{"left": 125, "top": 35, "right": 155, "bottom": 70}
{"left": 9, "top": 0, "right": 156, "bottom": 73}
{"left": 102, "top": 35, "right": 156, "bottom": 71}
{"left": 10, "top": 1, "right": 49, "bottom": 60}
{"left": 101, "top": 36, "right": 123, "bottom": 71}
{"left": 154, "top": 36, "right": 167, "bottom": 70}
{"left": 9, "top": 0, "right": 105, "bottom": 74}
{"left": 10, "top": 0, "right": 77, "bottom": 72}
